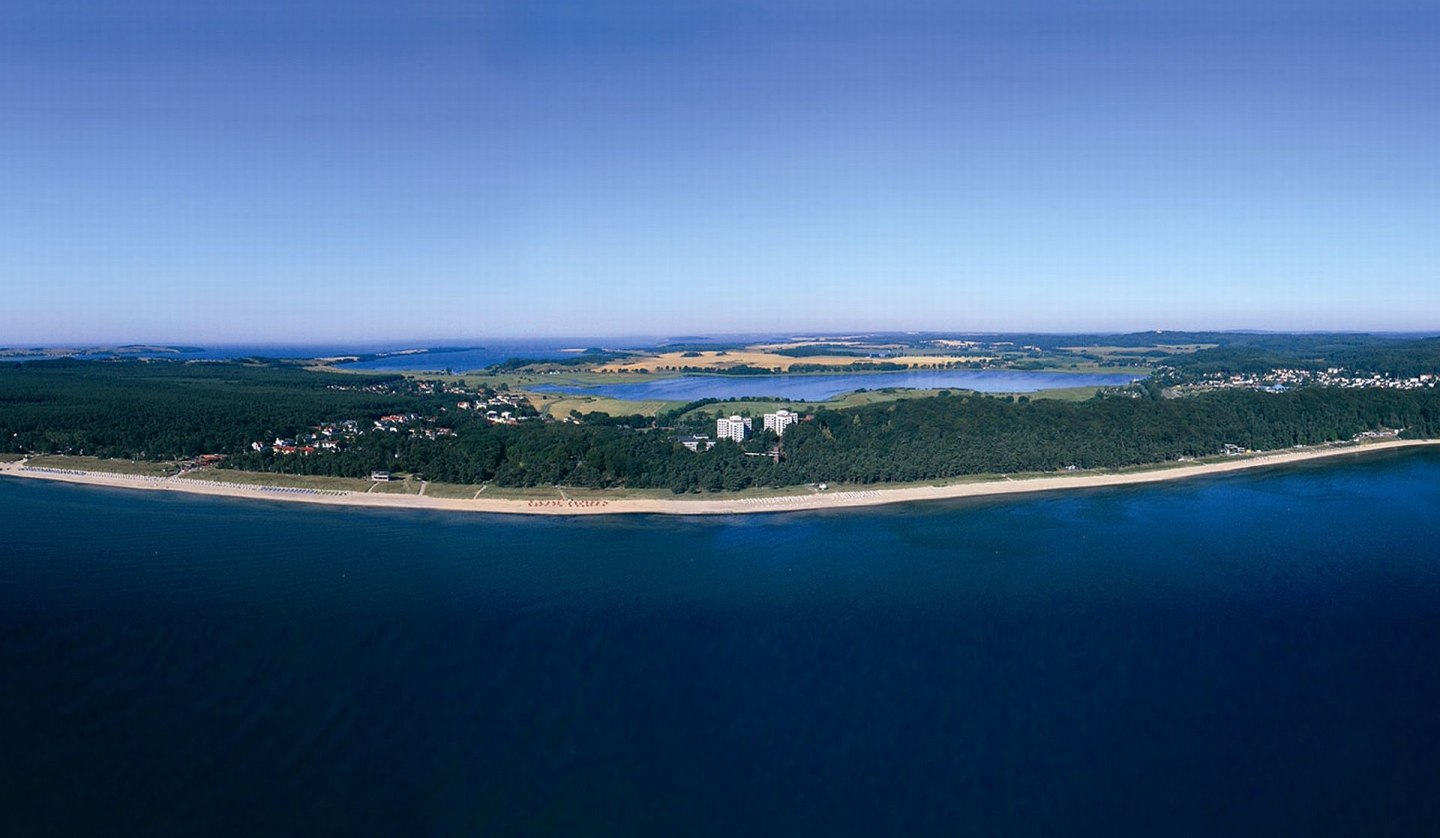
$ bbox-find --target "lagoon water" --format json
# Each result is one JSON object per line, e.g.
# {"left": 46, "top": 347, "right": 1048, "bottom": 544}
{"left": 336, "top": 342, "right": 615, "bottom": 372}
{"left": 1, "top": 340, "right": 646, "bottom": 370}
{"left": 4, "top": 451, "right": 1440, "bottom": 834}
{"left": 534, "top": 369, "right": 1140, "bottom": 402}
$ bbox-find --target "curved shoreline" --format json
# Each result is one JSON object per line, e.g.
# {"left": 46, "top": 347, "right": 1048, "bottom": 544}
{"left": 2, "top": 439, "right": 1436, "bottom": 516}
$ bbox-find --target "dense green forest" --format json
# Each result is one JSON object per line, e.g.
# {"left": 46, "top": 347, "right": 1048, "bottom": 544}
{"left": 4, "top": 359, "right": 1436, "bottom": 494}
{"left": 0, "top": 360, "right": 435, "bottom": 459}
{"left": 220, "top": 387, "right": 1438, "bottom": 491}
{"left": 1164, "top": 336, "right": 1440, "bottom": 378}
{"left": 782, "top": 388, "right": 1439, "bottom": 484}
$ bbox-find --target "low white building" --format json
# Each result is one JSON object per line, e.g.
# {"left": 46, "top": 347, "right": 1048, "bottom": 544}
{"left": 716, "top": 415, "right": 752, "bottom": 443}
{"left": 763, "top": 409, "right": 799, "bottom": 436}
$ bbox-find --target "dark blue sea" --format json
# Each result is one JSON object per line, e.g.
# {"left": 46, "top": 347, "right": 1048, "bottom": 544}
{"left": 3, "top": 451, "right": 1440, "bottom": 836}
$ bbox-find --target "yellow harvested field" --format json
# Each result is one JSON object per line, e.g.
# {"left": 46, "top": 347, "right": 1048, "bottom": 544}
{"left": 592, "top": 351, "right": 990, "bottom": 372}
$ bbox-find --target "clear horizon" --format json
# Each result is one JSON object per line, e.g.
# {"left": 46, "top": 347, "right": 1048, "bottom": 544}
{"left": 5, "top": 1, "right": 1438, "bottom": 343}
{"left": 7, "top": 328, "right": 1440, "bottom": 351}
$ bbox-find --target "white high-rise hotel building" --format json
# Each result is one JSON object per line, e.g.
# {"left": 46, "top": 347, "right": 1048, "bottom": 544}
{"left": 763, "top": 409, "right": 799, "bottom": 436}
{"left": 716, "top": 415, "right": 752, "bottom": 443}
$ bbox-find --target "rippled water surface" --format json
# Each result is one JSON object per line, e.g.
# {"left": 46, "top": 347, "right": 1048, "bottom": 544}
{"left": 3, "top": 450, "right": 1439, "bottom": 835}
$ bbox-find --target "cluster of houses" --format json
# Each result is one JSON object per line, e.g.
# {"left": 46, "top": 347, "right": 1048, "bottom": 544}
{"left": 254, "top": 419, "right": 365, "bottom": 455}
{"left": 325, "top": 376, "right": 532, "bottom": 426}
{"left": 244, "top": 374, "right": 550, "bottom": 459}
{"left": 250, "top": 414, "right": 460, "bottom": 457}
{"left": 375, "top": 413, "right": 416, "bottom": 431}
{"left": 411, "top": 380, "right": 470, "bottom": 397}
{"left": 1179, "top": 368, "right": 1437, "bottom": 394}
{"left": 455, "top": 391, "right": 531, "bottom": 425}
{"left": 370, "top": 414, "right": 459, "bottom": 439}
{"left": 326, "top": 378, "right": 470, "bottom": 398}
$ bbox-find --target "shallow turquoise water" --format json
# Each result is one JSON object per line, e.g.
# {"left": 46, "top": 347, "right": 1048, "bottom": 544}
{"left": 2, "top": 450, "right": 1439, "bottom": 835}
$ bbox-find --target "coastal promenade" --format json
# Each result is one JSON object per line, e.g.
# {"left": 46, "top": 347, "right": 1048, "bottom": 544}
{"left": 2, "top": 439, "right": 1437, "bottom": 516}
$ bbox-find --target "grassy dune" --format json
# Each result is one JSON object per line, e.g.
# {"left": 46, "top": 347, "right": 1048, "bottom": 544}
{"left": 421, "top": 482, "right": 492, "bottom": 500}
{"left": 179, "top": 470, "right": 374, "bottom": 491}
{"left": 27, "top": 455, "right": 180, "bottom": 476}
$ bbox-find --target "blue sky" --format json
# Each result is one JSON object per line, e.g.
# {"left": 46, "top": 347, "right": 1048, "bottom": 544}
{"left": 3, "top": 1, "right": 1437, "bottom": 342}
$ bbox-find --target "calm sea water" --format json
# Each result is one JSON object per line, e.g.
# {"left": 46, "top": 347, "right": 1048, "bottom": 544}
{"left": 3, "top": 451, "right": 1440, "bottom": 835}
{"left": 533, "top": 369, "right": 1139, "bottom": 401}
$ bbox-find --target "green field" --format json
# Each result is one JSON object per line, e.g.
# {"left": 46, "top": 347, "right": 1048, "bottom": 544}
{"left": 27, "top": 455, "right": 181, "bottom": 476}
{"left": 537, "top": 394, "right": 683, "bottom": 418}
{"left": 1010, "top": 386, "right": 1107, "bottom": 402}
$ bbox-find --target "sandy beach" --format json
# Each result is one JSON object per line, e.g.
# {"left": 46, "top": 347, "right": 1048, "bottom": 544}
{"left": 3, "top": 438, "right": 1436, "bottom": 516}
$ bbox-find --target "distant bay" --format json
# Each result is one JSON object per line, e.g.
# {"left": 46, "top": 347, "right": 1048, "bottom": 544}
{"left": 3, "top": 449, "right": 1439, "bottom": 833}
{"left": 0, "top": 340, "right": 653, "bottom": 370}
